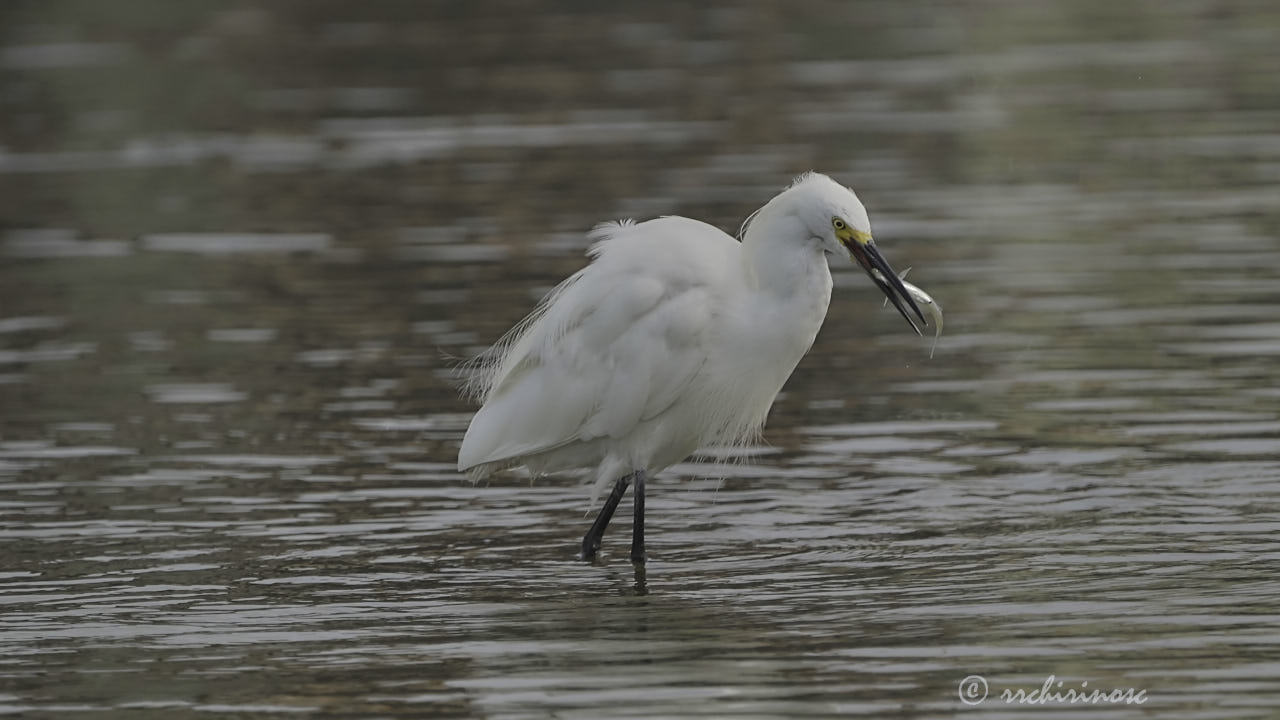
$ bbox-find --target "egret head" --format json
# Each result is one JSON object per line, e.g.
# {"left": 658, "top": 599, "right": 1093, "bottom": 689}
{"left": 786, "top": 172, "right": 927, "bottom": 335}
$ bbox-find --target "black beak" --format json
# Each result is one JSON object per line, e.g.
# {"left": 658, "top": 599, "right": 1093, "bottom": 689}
{"left": 850, "top": 240, "right": 927, "bottom": 335}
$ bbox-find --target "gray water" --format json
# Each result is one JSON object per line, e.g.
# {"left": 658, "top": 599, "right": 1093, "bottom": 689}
{"left": 3, "top": 2, "right": 1280, "bottom": 718}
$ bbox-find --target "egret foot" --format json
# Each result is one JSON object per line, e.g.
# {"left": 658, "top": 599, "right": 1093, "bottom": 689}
{"left": 581, "top": 474, "right": 630, "bottom": 561}
{"left": 630, "top": 470, "right": 646, "bottom": 564}
{"left": 632, "top": 563, "right": 648, "bottom": 595}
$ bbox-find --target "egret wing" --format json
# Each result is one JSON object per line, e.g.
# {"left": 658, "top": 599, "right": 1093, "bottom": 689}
{"left": 457, "top": 218, "right": 734, "bottom": 473}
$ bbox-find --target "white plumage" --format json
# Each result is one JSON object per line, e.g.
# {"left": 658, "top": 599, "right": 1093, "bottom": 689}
{"left": 457, "top": 172, "right": 925, "bottom": 561}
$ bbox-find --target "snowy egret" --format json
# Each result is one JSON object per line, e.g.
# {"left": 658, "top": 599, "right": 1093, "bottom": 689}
{"left": 458, "top": 172, "right": 926, "bottom": 563}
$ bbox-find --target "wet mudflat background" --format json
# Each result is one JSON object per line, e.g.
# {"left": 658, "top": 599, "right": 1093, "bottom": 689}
{"left": 3, "top": 2, "right": 1280, "bottom": 718}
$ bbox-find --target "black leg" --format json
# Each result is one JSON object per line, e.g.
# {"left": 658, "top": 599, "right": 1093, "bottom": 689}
{"left": 631, "top": 470, "right": 646, "bottom": 564}
{"left": 581, "top": 474, "right": 630, "bottom": 560}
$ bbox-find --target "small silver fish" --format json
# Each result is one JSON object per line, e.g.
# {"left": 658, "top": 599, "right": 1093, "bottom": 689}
{"left": 875, "top": 267, "right": 943, "bottom": 358}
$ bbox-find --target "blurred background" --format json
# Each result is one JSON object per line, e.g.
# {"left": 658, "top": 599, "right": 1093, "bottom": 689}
{"left": 2, "top": 1, "right": 1279, "bottom": 718}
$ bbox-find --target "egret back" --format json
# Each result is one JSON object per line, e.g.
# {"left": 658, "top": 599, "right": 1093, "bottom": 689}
{"left": 457, "top": 217, "right": 742, "bottom": 479}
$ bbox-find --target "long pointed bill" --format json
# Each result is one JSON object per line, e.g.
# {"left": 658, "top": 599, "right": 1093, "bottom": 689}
{"left": 848, "top": 240, "right": 927, "bottom": 336}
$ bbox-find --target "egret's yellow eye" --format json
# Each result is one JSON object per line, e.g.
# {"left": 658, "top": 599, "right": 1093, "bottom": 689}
{"left": 833, "top": 218, "right": 846, "bottom": 231}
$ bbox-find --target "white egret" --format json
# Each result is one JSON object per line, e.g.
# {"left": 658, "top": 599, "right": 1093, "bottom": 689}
{"left": 458, "top": 172, "right": 926, "bottom": 563}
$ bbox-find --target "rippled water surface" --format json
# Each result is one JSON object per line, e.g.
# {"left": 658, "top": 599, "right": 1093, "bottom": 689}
{"left": 3, "top": 2, "right": 1280, "bottom": 718}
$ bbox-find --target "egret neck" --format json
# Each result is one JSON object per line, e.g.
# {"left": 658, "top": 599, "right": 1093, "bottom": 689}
{"left": 739, "top": 199, "right": 835, "bottom": 352}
